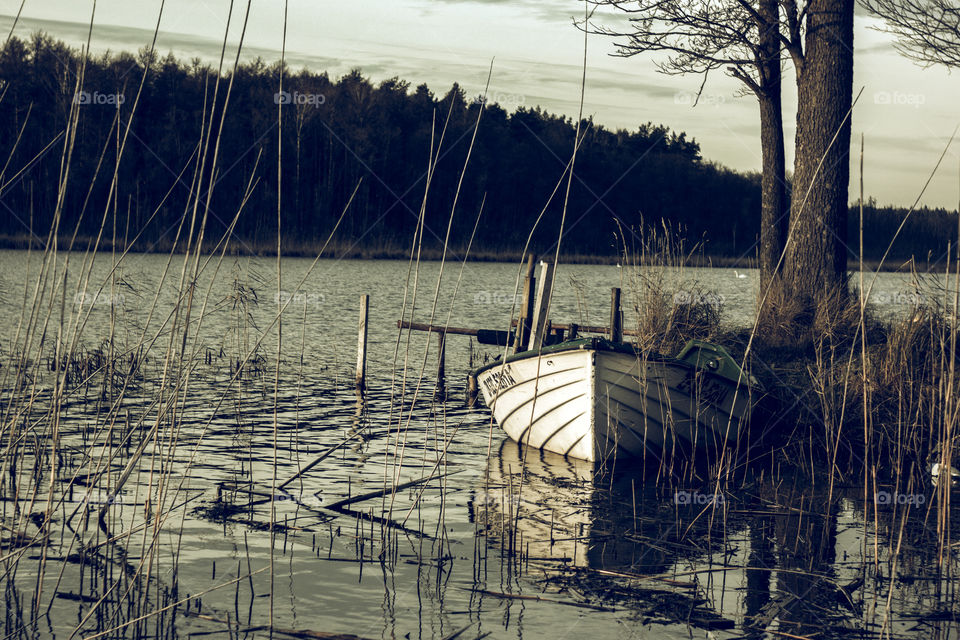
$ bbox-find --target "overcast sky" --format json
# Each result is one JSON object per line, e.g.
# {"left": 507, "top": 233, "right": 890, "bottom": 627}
{"left": 2, "top": 0, "right": 958, "bottom": 209}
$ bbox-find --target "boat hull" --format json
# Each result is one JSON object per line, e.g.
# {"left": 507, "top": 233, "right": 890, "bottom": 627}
{"left": 475, "top": 341, "right": 756, "bottom": 464}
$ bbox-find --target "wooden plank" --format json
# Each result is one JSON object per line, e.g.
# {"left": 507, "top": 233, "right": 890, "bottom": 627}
{"left": 278, "top": 434, "right": 356, "bottom": 490}
{"left": 398, "top": 321, "right": 512, "bottom": 344}
{"left": 527, "top": 260, "right": 555, "bottom": 351}
{"left": 356, "top": 294, "right": 369, "bottom": 390}
{"left": 322, "top": 470, "right": 463, "bottom": 510}
{"left": 397, "top": 320, "right": 480, "bottom": 336}
{"left": 476, "top": 329, "right": 513, "bottom": 346}
{"left": 436, "top": 331, "right": 446, "bottom": 396}
{"left": 516, "top": 255, "right": 536, "bottom": 353}
{"left": 510, "top": 319, "right": 638, "bottom": 338}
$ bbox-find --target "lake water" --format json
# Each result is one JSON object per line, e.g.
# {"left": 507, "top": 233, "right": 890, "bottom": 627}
{"left": 0, "top": 250, "right": 956, "bottom": 640}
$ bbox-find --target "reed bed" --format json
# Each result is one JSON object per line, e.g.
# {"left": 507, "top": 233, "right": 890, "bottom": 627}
{"left": 606, "top": 206, "right": 960, "bottom": 636}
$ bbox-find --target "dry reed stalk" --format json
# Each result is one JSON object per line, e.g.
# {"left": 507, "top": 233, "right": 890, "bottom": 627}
{"left": 385, "top": 99, "right": 468, "bottom": 531}
{"left": 270, "top": 2, "right": 290, "bottom": 632}
{"left": 385, "top": 63, "right": 494, "bottom": 553}
{"left": 0, "top": 1, "right": 365, "bottom": 633}
{"left": 385, "top": 111, "right": 439, "bottom": 525}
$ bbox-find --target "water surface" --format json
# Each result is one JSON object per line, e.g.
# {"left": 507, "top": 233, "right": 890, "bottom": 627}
{"left": 0, "top": 251, "right": 955, "bottom": 640}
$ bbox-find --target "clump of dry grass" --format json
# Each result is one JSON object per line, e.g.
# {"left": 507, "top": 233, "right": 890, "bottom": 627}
{"left": 862, "top": 298, "right": 957, "bottom": 475}
{"left": 634, "top": 281, "right": 724, "bottom": 356}
{"left": 614, "top": 216, "right": 960, "bottom": 490}
{"left": 619, "top": 221, "right": 725, "bottom": 356}
{"left": 757, "top": 274, "right": 960, "bottom": 482}
{"left": 754, "top": 278, "right": 873, "bottom": 350}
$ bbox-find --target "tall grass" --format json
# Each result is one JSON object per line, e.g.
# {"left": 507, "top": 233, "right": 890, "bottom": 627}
{"left": 616, "top": 220, "right": 725, "bottom": 357}
{"left": 0, "top": 4, "right": 366, "bottom": 638}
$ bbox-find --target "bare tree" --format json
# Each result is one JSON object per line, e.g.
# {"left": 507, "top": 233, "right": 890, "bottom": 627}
{"left": 862, "top": 0, "right": 960, "bottom": 68}
{"left": 585, "top": 0, "right": 790, "bottom": 289}
{"left": 587, "top": 0, "right": 856, "bottom": 313}
{"left": 780, "top": 0, "right": 855, "bottom": 309}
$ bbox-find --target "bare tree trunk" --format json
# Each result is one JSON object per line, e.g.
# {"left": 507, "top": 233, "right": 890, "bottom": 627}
{"left": 783, "top": 0, "right": 854, "bottom": 310}
{"left": 758, "top": 0, "right": 787, "bottom": 289}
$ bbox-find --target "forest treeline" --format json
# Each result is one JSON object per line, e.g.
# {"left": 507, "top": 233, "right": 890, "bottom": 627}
{"left": 0, "top": 33, "right": 954, "bottom": 264}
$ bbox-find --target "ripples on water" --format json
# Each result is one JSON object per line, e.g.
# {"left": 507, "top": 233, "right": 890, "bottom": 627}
{"left": 0, "top": 251, "right": 957, "bottom": 640}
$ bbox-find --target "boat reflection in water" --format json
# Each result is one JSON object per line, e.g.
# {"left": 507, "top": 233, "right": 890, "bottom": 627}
{"left": 470, "top": 438, "right": 738, "bottom": 630}
{"left": 472, "top": 439, "right": 683, "bottom": 571}
{"left": 469, "top": 438, "right": 960, "bottom": 638}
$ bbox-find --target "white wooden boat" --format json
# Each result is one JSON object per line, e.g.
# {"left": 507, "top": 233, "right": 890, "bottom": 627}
{"left": 473, "top": 337, "right": 761, "bottom": 465}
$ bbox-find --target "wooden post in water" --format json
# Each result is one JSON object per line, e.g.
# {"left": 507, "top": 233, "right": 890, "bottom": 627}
{"left": 436, "top": 331, "right": 446, "bottom": 397}
{"left": 610, "top": 287, "right": 622, "bottom": 343}
{"left": 527, "top": 260, "right": 556, "bottom": 351}
{"left": 356, "top": 294, "right": 369, "bottom": 392}
{"left": 516, "top": 255, "right": 536, "bottom": 353}
{"left": 466, "top": 373, "right": 479, "bottom": 407}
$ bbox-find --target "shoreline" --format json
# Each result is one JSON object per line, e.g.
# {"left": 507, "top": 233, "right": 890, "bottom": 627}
{"left": 0, "top": 234, "right": 944, "bottom": 273}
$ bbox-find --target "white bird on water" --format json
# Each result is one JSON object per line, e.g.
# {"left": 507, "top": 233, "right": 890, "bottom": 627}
{"left": 734, "top": 270, "right": 747, "bottom": 279}
{"left": 928, "top": 442, "right": 960, "bottom": 487}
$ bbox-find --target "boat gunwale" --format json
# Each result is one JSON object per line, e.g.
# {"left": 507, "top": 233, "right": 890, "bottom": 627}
{"left": 471, "top": 337, "right": 658, "bottom": 379}
{"left": 471, "top": 337, "right": 762, "bottom": 395}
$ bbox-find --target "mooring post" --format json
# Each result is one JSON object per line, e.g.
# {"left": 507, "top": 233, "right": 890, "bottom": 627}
{"left": 356, "top": 294, "right": 369, "bottom": 391}
{"left": 517, "top": 255, "right": 535, "bottom": 353}
{"left": 436, "top": 330, "right": 446, "bottom": 397}
{"left": 610, "top": 287, "right": 622, "bottom": 343}
{"left": 527, "top": 260, "right": 556, "bottom": 351}
{"left": 466, "top": 373, "right": 479, "bottom": 408}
